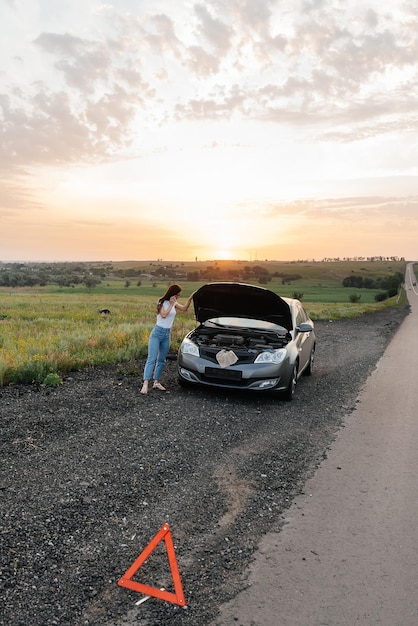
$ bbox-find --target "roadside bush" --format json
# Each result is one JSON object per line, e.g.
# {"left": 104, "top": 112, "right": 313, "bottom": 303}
{"left": 43, "top": 372, "right": 63, "bottom": 387}
{"left": 343, "top": 276, "right": 364, "bottom": 288}
{"left": 292, "top": 292, "right": 304, "bottom": 300}
{"left": 349, "top": 294, "right": 361, "bottom": 303}
{"left": 375, "top": 292, "right": 388, "bottom": 302}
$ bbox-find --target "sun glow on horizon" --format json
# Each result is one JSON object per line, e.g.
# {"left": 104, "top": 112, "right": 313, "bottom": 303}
{"left": 212, "top": 248, "right": 235, "bottom": 260}
{"left": 189, "top": 217, "right": 241, "bottom": 259}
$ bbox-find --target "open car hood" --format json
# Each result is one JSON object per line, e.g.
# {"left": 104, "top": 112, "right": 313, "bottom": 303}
{"left": 192, "top": 282, "right": 293, "bottom": 330}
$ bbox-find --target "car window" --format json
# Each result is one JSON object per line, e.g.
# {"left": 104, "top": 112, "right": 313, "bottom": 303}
{"left": 296, "top": 305, "right": 308, "bottom": 327}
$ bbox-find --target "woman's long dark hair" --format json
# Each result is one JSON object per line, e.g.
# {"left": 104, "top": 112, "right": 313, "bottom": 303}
{"left": 157, "top": 284, "right": 182, "bottom": 313}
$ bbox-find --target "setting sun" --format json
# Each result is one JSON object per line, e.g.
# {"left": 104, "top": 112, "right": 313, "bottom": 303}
{"left": 213, "top": 248, "right": 235, "bottom": 260}
{"left": 186, "top": 215, "right": 243, "bottom": 261}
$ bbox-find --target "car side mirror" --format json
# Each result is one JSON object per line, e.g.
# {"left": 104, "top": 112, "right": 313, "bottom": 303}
{"left": 297, "top": 322, "right": 313, "bottom": 333}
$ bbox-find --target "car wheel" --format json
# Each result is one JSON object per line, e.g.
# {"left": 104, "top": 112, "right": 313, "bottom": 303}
{"left": 303, "top": 345, "right": 315, "bottom": 376}
{"left": 283, "top": 363, "right": 298, "bottom": 401}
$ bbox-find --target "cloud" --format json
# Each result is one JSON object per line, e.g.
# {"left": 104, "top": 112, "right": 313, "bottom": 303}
{"left": 2, "top": 1, "right": 417, "bottom": 163}
{"left": 264, "top": 195, "right": 418, "bottom": 224}
{"left": 1, "top": 1, "right": 418, "bottom": 218}
{"left": 193, "top": 4, "right": 233, "bottom": 56}
{"left": 185, "top": 46, "right": 221, "bottom": 76}
{"left": 168, "top": 1, "right": 418, "bottom": 130}
{"left": 0, "top": 176, "right": 43, "bottom": 212}
{"left": 34, "top": 32, "right": 86, "bottom": 58}
{"left": 143, "top": 13, "right": 182, "bottom": 58}
{"left": 0, "top": 88, "right": 91, "bottom": 167}
{"left": 0, "top": 26, "right": 158, "bottom": 173}
{"left": 251, "top": 193, "right": 418, "bottom": 260}
{"left": 226, "top": 0, "right": 275, "bottom": 37}
{"left": 173, "top": 83, "right": 247, "bottom": 120}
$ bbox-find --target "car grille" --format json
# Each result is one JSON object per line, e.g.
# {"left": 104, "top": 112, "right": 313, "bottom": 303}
{"left": 205, "top": 367, "right": 242, "bottom": 382}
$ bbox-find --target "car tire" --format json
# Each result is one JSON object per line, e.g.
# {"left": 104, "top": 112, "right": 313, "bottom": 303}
{"left": 303, "top": 345, "right": 315, "bottom": 376}
{"left": 283, "top": 363, "right": 298, "bottom": 401}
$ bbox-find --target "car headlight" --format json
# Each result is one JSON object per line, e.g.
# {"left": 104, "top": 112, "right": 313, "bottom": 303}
{"left": 254, "top": 348, "right": 287, "bottom": 364}
{"left": 180, "top": 338, "right": 200, "bottom": 357}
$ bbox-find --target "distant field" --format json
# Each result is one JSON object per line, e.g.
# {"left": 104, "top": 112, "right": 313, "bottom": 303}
{"left": 0, "top": 260, "right": 408, "bottom": 386}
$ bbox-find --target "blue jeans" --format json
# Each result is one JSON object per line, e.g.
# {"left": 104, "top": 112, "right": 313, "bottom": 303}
{"left": 143, "top": 325, "right": 171, "bottom": 381}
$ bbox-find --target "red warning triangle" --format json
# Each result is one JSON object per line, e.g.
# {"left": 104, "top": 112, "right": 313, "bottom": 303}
{"left": 117, "top": 523, "right": 186, "bottom": 606}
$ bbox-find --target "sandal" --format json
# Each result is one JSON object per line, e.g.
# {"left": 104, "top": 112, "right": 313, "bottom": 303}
{"left": 153, "top": 382, "right": 166, "bottom": 391}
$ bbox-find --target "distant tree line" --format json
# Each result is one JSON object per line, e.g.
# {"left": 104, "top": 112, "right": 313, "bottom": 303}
{"left": 0, "top": 260, "right": 305, "bottom": 289}
{"left": 185, "top": 265, "right": 302, "bottom": 285}
{"left": 342, "top": 271, "right": 404, "bottom": 302}
{"left": 342, "top": 272, "right": 403, "bottom": 291}
{"left": 0, "top": 262, "right": 105, "bottom": 289}
{"left": 323, "top": 256, "right": 405, "bottom": 262}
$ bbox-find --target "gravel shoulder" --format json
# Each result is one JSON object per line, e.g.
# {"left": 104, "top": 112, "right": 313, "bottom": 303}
{"left": 0, "top": 305, "right": 409, "bottom": 626}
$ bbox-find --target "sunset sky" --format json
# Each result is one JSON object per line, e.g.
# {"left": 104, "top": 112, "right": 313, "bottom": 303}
{"left": 1, "top": 0, "right": 417, "bottom": 262}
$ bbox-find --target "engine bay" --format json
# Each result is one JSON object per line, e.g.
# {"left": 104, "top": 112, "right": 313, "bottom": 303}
{"left": 189, "top": 326, "right": 290, "bottom": 351}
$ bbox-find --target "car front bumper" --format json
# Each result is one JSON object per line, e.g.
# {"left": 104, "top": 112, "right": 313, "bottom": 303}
{"left": 178, "top": 355, "right": 291, "bottom": 392}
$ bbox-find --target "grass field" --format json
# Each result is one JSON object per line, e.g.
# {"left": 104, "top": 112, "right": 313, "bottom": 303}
{"left": 0, "top": 260, "right": 408, "bottom": 386}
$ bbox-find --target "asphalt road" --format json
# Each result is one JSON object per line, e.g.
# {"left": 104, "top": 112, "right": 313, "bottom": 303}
{"left": 214, "top": 263, "right": 418, "bottom": 626}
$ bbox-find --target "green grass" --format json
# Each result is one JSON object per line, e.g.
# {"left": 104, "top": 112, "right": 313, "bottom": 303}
{"left": 0, "top": 287, "right": 197, "bottom": 386}
{"left": 0, "top": 261, "right": 409, "bottom": 386}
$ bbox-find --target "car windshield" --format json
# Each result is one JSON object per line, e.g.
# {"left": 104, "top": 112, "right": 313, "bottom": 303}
{"left": 203, "top": 316, "right": 287, "bottom": 332}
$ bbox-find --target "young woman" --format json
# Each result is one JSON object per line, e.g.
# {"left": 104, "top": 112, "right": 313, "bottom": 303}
{"left": 140, "top": 284, "right": 194, "bottom": 394}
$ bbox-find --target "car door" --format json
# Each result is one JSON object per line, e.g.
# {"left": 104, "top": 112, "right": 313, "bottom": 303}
{"left": 295, "top": 303, "right": 313, "bottom": 370}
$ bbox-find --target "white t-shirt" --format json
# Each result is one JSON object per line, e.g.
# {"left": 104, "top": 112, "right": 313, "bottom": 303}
{"left": 156, "top": 300, "right": 177, "bottom": 329}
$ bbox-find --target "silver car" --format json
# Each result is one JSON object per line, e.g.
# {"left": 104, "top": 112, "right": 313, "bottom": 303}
{"left": 178, "top": 282, "right": 316, "bottom": 399}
